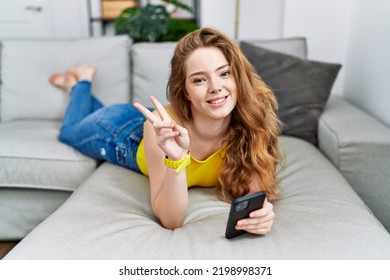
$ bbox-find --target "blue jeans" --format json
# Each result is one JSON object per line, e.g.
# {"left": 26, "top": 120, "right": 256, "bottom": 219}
{"left": 59, "top": 81, "right": 148, "bottom": 172}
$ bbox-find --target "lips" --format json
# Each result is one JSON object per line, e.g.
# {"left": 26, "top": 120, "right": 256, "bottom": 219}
{"left": 207, "top": 96, "right": 228, "bottom": 105}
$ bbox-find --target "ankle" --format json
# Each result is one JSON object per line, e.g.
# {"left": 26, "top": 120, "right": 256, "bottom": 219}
{"left": 69, "top": 66, "right": 97, "bottom": 82}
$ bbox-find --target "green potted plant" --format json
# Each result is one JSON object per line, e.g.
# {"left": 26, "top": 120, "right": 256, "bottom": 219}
{"left": 115, "top": 0, "right": 199, "bottom": 42}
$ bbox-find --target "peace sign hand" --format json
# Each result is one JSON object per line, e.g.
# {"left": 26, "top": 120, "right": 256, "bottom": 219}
{"left": 134, "top": 96, "right": 190, "bottom": 160}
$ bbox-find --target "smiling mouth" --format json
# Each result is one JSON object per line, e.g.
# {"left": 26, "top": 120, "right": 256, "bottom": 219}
{"left": 207, "top": 96, "right": 228, "bottom": 105}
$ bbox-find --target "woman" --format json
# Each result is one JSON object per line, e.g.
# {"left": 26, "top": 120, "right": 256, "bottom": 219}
{"left": 50, "top": 27, "right": 281, "bottom": 235}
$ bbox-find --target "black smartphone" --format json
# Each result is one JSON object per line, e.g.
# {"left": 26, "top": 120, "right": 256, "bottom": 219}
{"left": 225, "top": 191, "right": 266, "bottom": 239}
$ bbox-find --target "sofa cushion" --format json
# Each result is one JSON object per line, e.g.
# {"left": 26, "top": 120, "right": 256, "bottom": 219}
{"left": 0, "top": 120, "right": 97, "bottom": 191}
{"left": 132, "top": 42, "right": 176, "bottom": 107}
{"left": 0, "top": 35, "right": 131, "bottom": 122}
{"left": 0, "top": 188, "right": 71, "bottom": 240}
{"left": 240, "top": 42, "right": 341, "bottom": 146}
{"left": 6, "top": 137, "right": 390, "bottom": 259}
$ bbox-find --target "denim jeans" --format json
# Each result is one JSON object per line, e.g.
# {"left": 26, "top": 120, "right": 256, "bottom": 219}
{"left": 59, "top": 81, "right": 148, "bottom": 172}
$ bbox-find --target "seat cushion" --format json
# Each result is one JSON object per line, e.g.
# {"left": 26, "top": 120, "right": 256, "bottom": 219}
{"left": 0, "top": 120, "right": 97, "bottom": 239}
{"left": 6, "top": 137, "right": 390, "bottom": 259}
{"left": 0, "top": 35, "right": 131, "bottom": 122}
{"left": 0, "top": 188, "right": 72, "bottom": 240}
{"left": 0, "top": 120, "right": 97, "bottom": 191}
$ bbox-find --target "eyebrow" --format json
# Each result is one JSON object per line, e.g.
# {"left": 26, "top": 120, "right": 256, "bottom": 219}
{"left": 187, "top": 64, "right": 230, "bottom": 79}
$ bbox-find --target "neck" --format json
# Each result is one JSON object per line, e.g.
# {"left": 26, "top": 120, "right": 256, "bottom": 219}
{"left": 190, "top": 114, "right": 230, "bottom": 141}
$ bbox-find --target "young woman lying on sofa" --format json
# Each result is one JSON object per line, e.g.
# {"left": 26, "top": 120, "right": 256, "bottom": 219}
{"left": 49, "top": 27, "right": 281, "bottom": 235}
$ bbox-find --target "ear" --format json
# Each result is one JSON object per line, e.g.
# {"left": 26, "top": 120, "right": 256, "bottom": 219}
{"left": 184, "top": 90, "right": 191, "bottom": 101}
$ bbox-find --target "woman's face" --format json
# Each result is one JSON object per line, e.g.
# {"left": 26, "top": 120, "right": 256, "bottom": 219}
{"left": 184, "top": 47, "right": 237, "bottom": 122}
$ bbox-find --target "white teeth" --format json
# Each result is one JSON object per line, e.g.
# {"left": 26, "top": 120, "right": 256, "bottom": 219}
{"left": 209, "top": 97, "right": 226, "bottom": 104}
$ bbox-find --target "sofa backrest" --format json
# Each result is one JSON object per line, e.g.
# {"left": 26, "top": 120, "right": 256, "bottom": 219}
{"left": 131, "top": 42, "right": 176, "bottom": 107}
{"left": 0, "top": 35, "right": 131, "bottom": 122}
{"left": 0, "top": 36, "right": 308, "bottom": 122}
{"left": 130, "top": 38, "right": 307, "bottom": 108}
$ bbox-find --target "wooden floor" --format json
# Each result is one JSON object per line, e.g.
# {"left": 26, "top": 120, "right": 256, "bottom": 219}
{"left": 0, "top": 241, "right": 19, "bottom": 259}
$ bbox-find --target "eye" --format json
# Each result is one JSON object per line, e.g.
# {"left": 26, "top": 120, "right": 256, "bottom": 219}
{"left": 220, "top": 70, "right": 231, "bottom": 77}
{"left": 193, "top": 77, "right": 205, "bottom": 84}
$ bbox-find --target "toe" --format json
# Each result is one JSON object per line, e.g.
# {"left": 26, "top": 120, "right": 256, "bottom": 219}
{"left": 49, "top": 72, "right": 77, "bottom": 92}
{"left": 49, "top": 73, "right": 66, "bottom": 87}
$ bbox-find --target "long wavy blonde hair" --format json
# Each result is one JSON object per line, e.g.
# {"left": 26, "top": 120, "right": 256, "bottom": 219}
{"left": 167, "top": 27, "right": 282, "bottom": 202}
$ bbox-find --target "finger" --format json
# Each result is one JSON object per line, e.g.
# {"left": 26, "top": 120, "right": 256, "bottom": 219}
{"left": 249, "top": 208, "right": 275, "bottom": 220}
{"left": 238, "top": 225, "right": 271, "bottom": 235}
{"left": 237, "top": 209, "right": 274, "bottom": 227}
{"left": 237, "top": 217, "right": 267, "bottom": 228}
{"left": 150, "top": 96, "right": 171, "bottom": 121}
{"left": 158, "top": 131, "right": 180, "bottom": 141}
{"left": 172, "top": 122, "right": 188, "bottom": 136}
{"left": 236, "top": 220, "right": 273, "bottom": 235}
{"left": 249, "top": 199, "right": 273, "bottom": 218}
{"left": 134, "top": 102, "right": 158, "bottom": 124}
{"left": 153, "top": 120, "right": 175, "bottom": 130}
{"left": 238, "top": 213, "right": 275, "bottom": 228}
{"left": 237, "top": 219, "right": 273, "bottom": 230}
{"left": 244, "top": 226, "right": 272, "bottom": 235}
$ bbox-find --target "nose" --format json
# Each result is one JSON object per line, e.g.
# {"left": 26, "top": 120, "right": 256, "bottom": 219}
{"left": 208, "top": 77, "right": 222, "bottom": 94}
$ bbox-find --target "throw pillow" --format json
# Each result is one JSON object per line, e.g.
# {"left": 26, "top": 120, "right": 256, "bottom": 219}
{"left": 240, "top": 41, "right": 341, "bottom": 146}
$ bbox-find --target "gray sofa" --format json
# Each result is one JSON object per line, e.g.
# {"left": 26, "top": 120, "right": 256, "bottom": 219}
{"left": 1, "top": 35, "right": 390, "bottom": 259}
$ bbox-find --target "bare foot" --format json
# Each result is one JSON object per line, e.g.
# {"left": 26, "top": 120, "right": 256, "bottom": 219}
{"left": 49, "top": 72, "right": 77, "bottom": 92}
{"left": 69, "top": 66, "right": 97, "bottom": 82}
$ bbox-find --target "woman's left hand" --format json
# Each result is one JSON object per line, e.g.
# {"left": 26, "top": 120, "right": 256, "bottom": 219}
{"left": 235, "top": 198, "right": 275, "bottom": 235}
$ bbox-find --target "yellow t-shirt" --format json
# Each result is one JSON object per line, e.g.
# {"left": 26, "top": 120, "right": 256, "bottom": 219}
{"left": 135, "top": 109, "right": 226, "bottom": 187}
{"left": 136, "top": 139, "right": 225, "bottom": 187}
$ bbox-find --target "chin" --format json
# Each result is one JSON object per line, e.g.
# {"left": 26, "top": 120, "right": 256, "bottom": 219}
{"left": 210, "top": 106, "right": 235, "bottom": 120}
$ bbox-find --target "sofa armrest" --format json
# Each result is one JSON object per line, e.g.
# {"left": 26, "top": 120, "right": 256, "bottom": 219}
{"left": 318, "top": 95, "right": 390, "bottom": 231}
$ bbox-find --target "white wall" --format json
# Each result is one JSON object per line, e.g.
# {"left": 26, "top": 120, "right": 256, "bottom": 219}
{"left": 238, "top": 0, "right": 284, "bottom": 40}
{"left": 0, "top": 0, "right": 90, "bottom": 39}
{"left": 51, "top": 0, "right": 90, "bottom": 38}
{"left": 282, "top": 0, "right": 352, "bottom": 95}
{"left": 342, "top": 0, "right": 390, "bottom": 126}
{"left": 199, "top": 0, "right": 236, "bottom": 38}
{"left": 199, "top": 0, "right": 284, "bottom": 40}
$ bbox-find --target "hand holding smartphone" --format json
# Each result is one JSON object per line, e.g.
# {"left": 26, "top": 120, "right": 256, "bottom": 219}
{"left": 225, "top": 191, "right": 266, "bottom": 239}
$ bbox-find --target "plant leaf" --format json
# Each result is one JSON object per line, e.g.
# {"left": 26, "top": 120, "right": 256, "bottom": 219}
{"left": 115, "top": 4, "right": 170, "bottom": 42}
{"left": 162, "top": 18, "right": 199, "bottom": 41}
{"left": 162, "top": 0, "right": 194, "bottom": 14}
{"left": 114, "top": 3, "right": 198, "bottom": 42}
